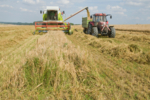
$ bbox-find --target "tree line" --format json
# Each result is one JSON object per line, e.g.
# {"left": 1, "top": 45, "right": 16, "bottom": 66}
{"left": 0, "top": 22, "right": 33, "bottom": 25}
{"left": 0, "top": 22, "right": 79, "bottom": 25}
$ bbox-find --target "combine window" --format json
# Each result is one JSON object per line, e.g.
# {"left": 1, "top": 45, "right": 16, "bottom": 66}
{"left": 47, "top": 11, "right": 58, "bottom": 20}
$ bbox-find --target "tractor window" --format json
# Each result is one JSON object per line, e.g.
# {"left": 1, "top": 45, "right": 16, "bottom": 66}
{"left": 95, "top": 16, "right": 107, "bottom": 22}
{"left": 93, "top": 15, "right": 96, "bottom": 22}
{"left": 95, "top": 16, "right": 100, "bottom": 22}
{"left": 103, "top": 16, "right": 107, "bottom": 22}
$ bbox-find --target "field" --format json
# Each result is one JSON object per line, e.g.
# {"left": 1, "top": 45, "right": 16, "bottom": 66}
{"left": 0, "top": 24, "right": 150, "bottom": 99}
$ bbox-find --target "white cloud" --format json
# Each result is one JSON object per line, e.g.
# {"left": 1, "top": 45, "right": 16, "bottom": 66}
{"left": 20, "top": 8, "right": 28, "bottom": 11}
{"left": 50, "top": 2, "right": 53, "bottom": 5}
{"left": 89, "top": 6, "right": 100, "bottom": 14}
{"left": 0, "top": 10, "right": 9, "bottom": 13}
{"left": 72, "top": 0, "right": 85, "bottom": 3}
{"left": 36, "top": 0, "right": 40, "bottom": 3}
{"left": 147, "top": 5, "right": 150, "bottom": 8}
{"left": 139, "top": 8, "right": 149, "bottom": 12}
{"left": 122, "top": 0, "right": 150, "bottom": 7}
{"left": 20, "top": 7, "right": 34, "bottom": 12}
{"left": 0, "top": 5, "right": 13, "bottom": 8}
{"left": 147, "top": 17, "right": 150, "bottom": 20}
{"left": 138, "top": 8, "right": 150, "bottom": 15}
{"left": 106, "top": 5, "right": 126, "bottom": 16}
{"left": 107, "top": 5, "right": 126, "bottom": 12}
{"left": 23, "top": 0, "right": 42, "bottom": 4}
{"left": 78, "top": 7, "right": 84, "bottom": 9}
{"left": 57, "top": 0, "right": 70, "bottom": 4}
{"left": 78, "top": 6, "right": 99, "bottom": 15}
{"left": 23, "top": 0, "right": 35, "bottom": 4}
{"left": 125, "top": 1, "right": 142, "bottom": 6}
{"left": 47, "top": 0, "right": 85, "bottom": 8}
{"left": 63, "top": 0, "right": 70, "bottom": 4}
{"left": 89, "top": 6, "right": 99, "bottom": 13}
{"left": 135, "top": 17, "right": 140, "bottom": 20}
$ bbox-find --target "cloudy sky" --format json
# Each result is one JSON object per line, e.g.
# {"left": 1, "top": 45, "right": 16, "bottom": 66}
{"left": 0, "top": 0, "right": 150, "bottom": 24}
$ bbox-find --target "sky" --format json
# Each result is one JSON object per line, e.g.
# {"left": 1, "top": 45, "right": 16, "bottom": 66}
{"left": 0, "top": 0, "right": 150, "bottom": 24}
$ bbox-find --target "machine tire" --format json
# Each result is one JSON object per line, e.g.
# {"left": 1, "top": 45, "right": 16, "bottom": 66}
{"left": 69, "top": 29, "right": 73, "bottom": 35}
{"left": 68, "top": 25, "right": 73, "bottom": 35}
{"left": 92, "top": 27, "right": 98, "bottom": 37}
{"left": 109, "top": 27, "right": 116, "bottom": 38}
{"left": 83, "top": 28, "right": 87, "bottom": 34}
{"left": 33, "top": 32, "right": 35, "bottom": 35}
{"left": 87, "top": 23, "right": 92, "bottom": 34}
{"left": 83, "top": 28, "right": 85, "bottom": 33}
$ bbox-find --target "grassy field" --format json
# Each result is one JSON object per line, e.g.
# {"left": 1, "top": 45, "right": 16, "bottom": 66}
{"left": 0, "top": 24, "right": 150, "bottom": 99}
{"left": 114, "top": 24, "right": 150, "bottom": 31}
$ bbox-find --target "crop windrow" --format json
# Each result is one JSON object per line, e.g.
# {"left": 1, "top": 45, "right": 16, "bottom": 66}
{"left": 1, "top": 31, "right": 107, "bottom": 100}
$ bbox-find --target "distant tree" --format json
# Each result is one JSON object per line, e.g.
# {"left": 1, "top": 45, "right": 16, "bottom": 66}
{"left": 70, "top": 23, "right": 74, "bottom": 25}
{"left": 75, "top": 24, "right": 81, "bottom": 25}
{"left": 0, "top": 22, "right": 34, "bottom": 25}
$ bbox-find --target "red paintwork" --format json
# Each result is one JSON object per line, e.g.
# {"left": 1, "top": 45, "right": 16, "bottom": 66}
{"left": 89, "top": 22, "right": 94, "bottom": 26}
{"left": 106, "top": 21, "right": 108, "bottom": 24}
{"left": 35, "top": 22, "right": 70, "bottom": 31}
{"left": 98, "top": 22, "right": 110, "bottom": 31}
{"left": 87, "top": 13, "right": 112, "bottom": 33}
{"left": 94, "top": 13, "right": 106, "bottom": 16}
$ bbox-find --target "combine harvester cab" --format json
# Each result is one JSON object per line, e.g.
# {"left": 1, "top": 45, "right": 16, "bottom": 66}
{"left": 34, "top": 6, "right": 72, "bottom": 35}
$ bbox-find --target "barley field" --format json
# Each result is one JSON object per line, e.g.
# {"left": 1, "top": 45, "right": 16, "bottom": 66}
{"left": 0, "top": 24, "right": 150, "bottom": 100}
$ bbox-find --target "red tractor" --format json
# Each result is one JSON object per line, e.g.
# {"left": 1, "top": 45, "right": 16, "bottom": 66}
{"left": 82, "top": 13, "right": 115, "bottom": 38}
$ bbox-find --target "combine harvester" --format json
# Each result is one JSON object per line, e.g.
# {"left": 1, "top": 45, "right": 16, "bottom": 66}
{"left": 34, "top": 6, "right": 71, "bottom": 34}
{"left": 34, "top": 6, "right": 89, "bottom": 34}
{"left": 34, "top": 6, "right": 115, "bottom": 38}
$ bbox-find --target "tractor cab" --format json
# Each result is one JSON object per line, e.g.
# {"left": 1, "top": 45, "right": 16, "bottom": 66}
{"left": 91, "top": 13, "right": 107, "bottom": 22}
{"left": 91, "top": 13, "right": 112, "bottom": 23}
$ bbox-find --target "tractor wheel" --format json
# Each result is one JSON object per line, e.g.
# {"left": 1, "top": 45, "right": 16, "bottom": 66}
{"left": 92, "top": 27, "right": 98, "bottom": 37}
{"left": 87, "top": 24, "right": 92, "bottom": 34}
{"left": 108, "top": 27, "right": 116, "bottom": 38}
{"left": 83, "top": 28, "right": 85, "bottom": 33}
{"left": 83, "top": 28, "right": 87, "bottom": 34}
